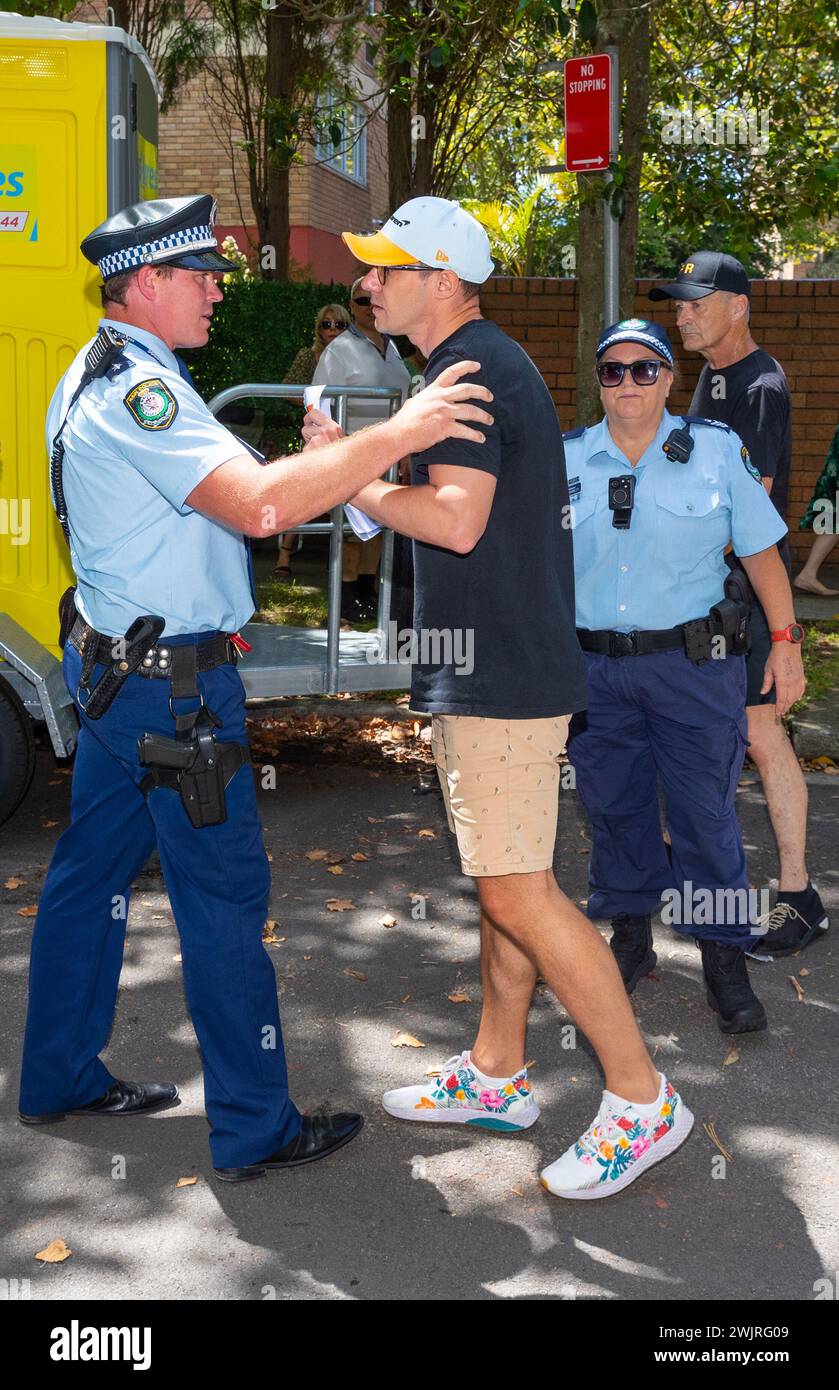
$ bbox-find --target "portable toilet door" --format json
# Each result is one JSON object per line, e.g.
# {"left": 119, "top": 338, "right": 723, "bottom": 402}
{"left": 0, "top": 13, "right": 159, "bottom": 825}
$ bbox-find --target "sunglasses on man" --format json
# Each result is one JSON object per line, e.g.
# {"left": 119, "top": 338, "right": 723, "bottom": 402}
{"left": 596, "top": 359, "right": 668, "bottom": 387}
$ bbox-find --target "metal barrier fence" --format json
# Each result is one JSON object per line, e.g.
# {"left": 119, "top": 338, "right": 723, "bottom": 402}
{"left": 206, "top": 383, "right": 404, "bottom": 694}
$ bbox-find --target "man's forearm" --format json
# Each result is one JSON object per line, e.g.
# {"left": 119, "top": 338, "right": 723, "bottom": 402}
{"left": 256, "top": 417, "right": 406, "bottom": 534}
{"left": 352, "top": 479, "right": 464, "bottom": 550}
{"left": 740, "top": 547, "right": 796, "bottom": 629}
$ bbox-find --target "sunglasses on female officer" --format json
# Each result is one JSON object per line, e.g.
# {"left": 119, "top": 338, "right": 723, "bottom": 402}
{"left": 596, "top": 359, "right": 668, "bottom": 386}
{"left": 319, "top": 319, "right": 348, "bottom": 330}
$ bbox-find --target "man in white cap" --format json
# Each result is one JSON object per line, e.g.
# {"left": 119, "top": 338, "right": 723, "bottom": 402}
{"left": 305, "top": 197, "right": 692, "bottom": 1200}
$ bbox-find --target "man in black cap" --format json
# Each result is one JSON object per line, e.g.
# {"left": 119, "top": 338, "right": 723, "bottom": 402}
{"left": 17, "top": 194, "right": 493, "bottom": 1182}
{"left": 651, "top": 251, "right": 829, "bottom": 959}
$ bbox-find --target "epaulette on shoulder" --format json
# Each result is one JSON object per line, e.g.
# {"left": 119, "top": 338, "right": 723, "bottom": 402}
{"left": 682, "top": 415, "right": 731, "bottom": 432}
{"left": 562, "top": 426, "right": 586, "bottom": 441}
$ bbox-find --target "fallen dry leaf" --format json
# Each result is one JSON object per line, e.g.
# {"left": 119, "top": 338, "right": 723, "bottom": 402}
{"left": 351, "top": 853, "right": 368, "bottom": 862}
{"left": 418, "top": 828, "right": 436, "bottom": 839}
{"left": 4, "top": 877, "right": 25, "bottom": 889}
{"left": 723, "top": 1045, "right": 740, "bottom": 1066}
{"left": 266, "top": 852, "right": 274, "bottom": 862}
{"left": 17, "top": 906, "right": 38, "bottom": 918}
{"left": 48, "top": 778, "right": 62, "bottom": 786}
{"left": 654, "top": 1196, "right": 669, "bottom": 1210}
{"left": 392, "top": 1031, "right": 425, "bottom": 1048}
{"left": 799, "top": 967, "right": 810, "bottom": 977}
{"left": 303, "top": 954, "right": 313, "bottom": 961}
{"left": 344, "top": 967, "right": 367, "bottom": 982}
{"left": 401, "top": 993, "right": 411, "bottom": 1003}
{"left": 326, "top": 898, "right": 355, "bottom": 912}
{"left": 306, "top": 849, "right": 329, "bottom": 861}
{"left": 367, "top": 816, "right": 384, "bottom": 824}
{"left": 788, "top": 975, "right": 806, "bottom": 1002}
{"left": 42, "top": 821, "right": 59, "bottom": 829}
{"left": 380, "top": 913, "right": 398, "bottom": 928}
{"left": 176, "top": 1176, "right": 198, "bottom": 1188}
{"left": 35, "top": 1238, "right": 72, "bottom": 1264}
{"left": 447, "top": 991, "right": 472, "bottom": 1004}
{"left": 263, "top": 920, "right": 280, "bottom": 936}
{"left": 510, "top": 1185, "right": 524, "bottom": 1197}
{"left": 326, "top": 864, "right": 344, "bottom": 875}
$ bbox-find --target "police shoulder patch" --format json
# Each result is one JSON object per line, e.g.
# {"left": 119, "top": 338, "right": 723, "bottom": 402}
{"left": 741, "top": 442, "right": 762, "bottom": 482}
{"left": 123, "top": 378, "right": 178, "bottom": 431}
{"left": 563, "top": 426, "right": 586, "bottom": 441}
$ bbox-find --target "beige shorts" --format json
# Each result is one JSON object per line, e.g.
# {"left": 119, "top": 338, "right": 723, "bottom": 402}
{"left": 430, "top": 714, "right": 571, "bottom": 877}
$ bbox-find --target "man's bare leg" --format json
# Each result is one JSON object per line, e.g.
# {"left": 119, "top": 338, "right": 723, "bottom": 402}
{"left": 746, "top": 703, "right": 808, "bottom": 892}
{"left": 475, "top": 869, "right": 659, "bottom": 1105}
{"left": 470, "top": 911, "right": 536, "bottom": 1078}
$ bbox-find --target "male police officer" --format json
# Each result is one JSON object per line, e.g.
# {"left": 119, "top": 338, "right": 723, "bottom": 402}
{"left": 17, "top": 195, "right": 493, "bottom": 1182}
{"left": 651, "top": 254, "right": 829, "bottom": 959}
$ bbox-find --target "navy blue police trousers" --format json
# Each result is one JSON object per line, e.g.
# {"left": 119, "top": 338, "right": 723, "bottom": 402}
{"left": 567, "top": 647, "right": 756, "bottom": 946}
{"left": 18, "top": 635, "right": 301, "bottom": 1167}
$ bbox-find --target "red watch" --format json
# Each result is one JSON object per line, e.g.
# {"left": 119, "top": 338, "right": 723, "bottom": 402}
{"left": 770, "top": 623, "right": 804, "bottom": 644}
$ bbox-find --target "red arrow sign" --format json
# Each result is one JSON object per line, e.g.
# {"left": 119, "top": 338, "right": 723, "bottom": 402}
{"left": 564, "top": 54, "right": 612, "bottom": 172}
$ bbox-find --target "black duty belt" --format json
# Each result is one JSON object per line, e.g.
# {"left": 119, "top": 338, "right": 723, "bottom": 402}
{"left": 577, "top": 625, "right": 701, "bottom": 657}
{"left": 69, "top": 616, "right": 239, "bottom": 681}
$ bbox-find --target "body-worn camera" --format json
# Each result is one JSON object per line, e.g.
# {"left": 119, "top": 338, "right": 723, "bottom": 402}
{"left": 609, "top": 474, "right": 636, "bottom": 529}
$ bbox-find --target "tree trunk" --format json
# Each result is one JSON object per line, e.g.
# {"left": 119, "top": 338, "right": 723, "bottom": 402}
{"left": 574, "top": 0, "right": 652, "bottom": 425}
{"left": 265, "top": 6, "right": 294, "bottom": 281}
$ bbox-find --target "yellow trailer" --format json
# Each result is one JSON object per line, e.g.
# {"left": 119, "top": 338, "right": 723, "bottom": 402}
{"left": 0, "top": 13, "right": 158, "bottom": 822}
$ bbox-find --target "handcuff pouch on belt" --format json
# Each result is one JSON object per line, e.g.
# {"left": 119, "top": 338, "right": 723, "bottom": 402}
{"left": 137, "top": 649, "right": 246, "bottom": 829}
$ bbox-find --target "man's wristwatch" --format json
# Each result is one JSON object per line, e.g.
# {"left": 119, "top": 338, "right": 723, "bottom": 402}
{"left": 770, "top": 623, "right": 805, "bottom": 644}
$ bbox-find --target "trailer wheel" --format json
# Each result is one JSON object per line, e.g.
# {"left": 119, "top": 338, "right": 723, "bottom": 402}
{"left": 0, "top": 676, "right": 36, "bottom": 827}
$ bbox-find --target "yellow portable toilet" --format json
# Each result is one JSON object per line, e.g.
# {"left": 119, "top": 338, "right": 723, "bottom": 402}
{"left": 0, "top": 13, "right": 159, "bottom": 823}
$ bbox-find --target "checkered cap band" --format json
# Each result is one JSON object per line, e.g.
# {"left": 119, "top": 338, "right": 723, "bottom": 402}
{"left": 98, "top": 224, "right": 216, "bottom": 279}
{"left": 597, "top": 327, "right": 673, "bottom": 365}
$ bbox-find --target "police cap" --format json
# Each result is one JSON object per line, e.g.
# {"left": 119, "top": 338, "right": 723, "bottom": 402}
{"left": 81, "top": 194, "right": 238, "bottom": 281}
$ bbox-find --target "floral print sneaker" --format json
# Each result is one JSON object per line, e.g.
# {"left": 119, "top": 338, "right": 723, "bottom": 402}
{"left": 540, "top": 1073, "right": 693, "bottom": 1200}
{"left": 382, "top": 1051, "right": 540, "bottom": 1131}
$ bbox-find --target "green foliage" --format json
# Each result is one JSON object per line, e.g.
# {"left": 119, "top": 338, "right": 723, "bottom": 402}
{"left": 181, "top": 278, "right": 350, "bottom": 454}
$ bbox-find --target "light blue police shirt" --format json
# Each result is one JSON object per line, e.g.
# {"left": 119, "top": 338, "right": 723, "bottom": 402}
{"left": 564, "top": 408, "right": 788, "bottom": 632}
{"left": 46, "top": 318, "right": 253, "bottom": 637}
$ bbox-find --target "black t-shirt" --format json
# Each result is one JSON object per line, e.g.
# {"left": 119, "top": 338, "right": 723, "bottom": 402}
{"left": 409, "top": 318, "right": 587, "bottom": 719}
{"left": 690, "top": 348, "right": 791, "bottom": 566}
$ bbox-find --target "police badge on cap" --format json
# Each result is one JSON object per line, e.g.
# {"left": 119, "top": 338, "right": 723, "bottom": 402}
{"left": 81, "top": 194, "right": 238, "bottom": 281}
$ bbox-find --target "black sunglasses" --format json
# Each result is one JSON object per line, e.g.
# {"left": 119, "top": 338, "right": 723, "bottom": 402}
{"left": 373, "top": 265, "right": 434, "bottom": 284}
{"left": 319, "top": 319, "right": 347, "bottom": 330}
{"left": 596, "top": 359, "right": 667, "bottom": 387}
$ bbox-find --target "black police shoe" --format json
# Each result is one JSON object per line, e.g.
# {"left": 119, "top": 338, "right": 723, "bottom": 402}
{"left": 19, "top": 1079, "right": 179, "bottom": 1124}
{"left": 747, "top": 886, "right": 830, "bottom": 960}
{"left": 213, "top": 1112, "right": 364, "bottom": 1183}
{"left": 609, "top": 914, "right": 657, "bottom": 993}
{"left": 700, "top": 941, "right": 767, "bottom": 1034}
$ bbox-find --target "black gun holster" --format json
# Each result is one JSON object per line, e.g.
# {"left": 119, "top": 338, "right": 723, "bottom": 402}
{"left": 710, "top": 569, "right": 752, "bottom": 656}
{"left": 139, "top": 706, "right": 247, "bottom": 829}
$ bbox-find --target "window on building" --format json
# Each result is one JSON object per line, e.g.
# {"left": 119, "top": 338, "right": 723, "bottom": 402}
{"left": 315, "top": 91, "right": 368, "bottom": 184}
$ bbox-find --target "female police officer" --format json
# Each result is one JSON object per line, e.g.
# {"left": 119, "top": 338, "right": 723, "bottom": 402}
{"left": 565, "top": 319, "right": 805, "bottom": 1034}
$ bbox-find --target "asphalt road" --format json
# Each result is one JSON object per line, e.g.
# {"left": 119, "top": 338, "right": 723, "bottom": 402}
{"left": 2, "top": 741, "right": 837, "bottom": 1302}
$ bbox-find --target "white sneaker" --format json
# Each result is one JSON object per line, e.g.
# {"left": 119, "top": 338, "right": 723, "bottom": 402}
{"left": 383, "top": 1051, "right": 540, "bottom": 1131}
{"left": 540, "top": 1073, "right": 693, "bottom": 1200}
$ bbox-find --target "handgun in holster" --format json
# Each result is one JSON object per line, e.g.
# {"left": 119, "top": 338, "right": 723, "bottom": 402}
{"left": 710, "top": 569, "right": 752, "bottom": 656}
{"left": 138, "top": 706, "right": 247, "bottom": 829}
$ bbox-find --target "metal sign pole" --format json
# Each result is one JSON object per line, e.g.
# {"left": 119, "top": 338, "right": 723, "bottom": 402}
{"left": 603, "top": 45, "right": 620, "bottom": 327}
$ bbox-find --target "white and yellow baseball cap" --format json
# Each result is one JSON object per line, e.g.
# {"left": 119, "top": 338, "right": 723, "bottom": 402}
{"left": 342, "top": 197, "right": 494, "bottom": 283}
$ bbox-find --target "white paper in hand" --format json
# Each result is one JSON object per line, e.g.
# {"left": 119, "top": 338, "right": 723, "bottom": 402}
{"left": 303, "top": 385, "right": 381, "bottom": 541}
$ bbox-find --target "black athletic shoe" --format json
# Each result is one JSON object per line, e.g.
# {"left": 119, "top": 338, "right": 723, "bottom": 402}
{"left": 609, "top": 914, "right": 657, "bottom": 993}
{"left": 748, "top": 886, "right": 830, "bottom": 960}
{"left": 700, "top": 940, "right": 767, "bottom": 1033}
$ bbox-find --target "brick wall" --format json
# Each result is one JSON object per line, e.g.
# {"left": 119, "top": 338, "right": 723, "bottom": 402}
{"left": 481, "top": 278, "right": 839, "bottom": 564}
